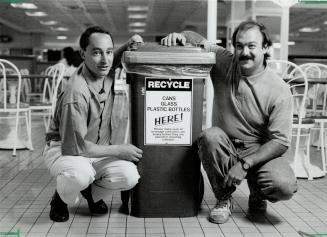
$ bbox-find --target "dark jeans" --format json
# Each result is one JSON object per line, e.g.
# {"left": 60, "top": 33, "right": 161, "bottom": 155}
{"left": 197, "top": 127, "right": 298, "bottom": 202}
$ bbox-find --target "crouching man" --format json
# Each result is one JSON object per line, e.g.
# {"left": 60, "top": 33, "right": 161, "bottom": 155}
{"left": 44, "top": 26, "right": 143, "bottom": 222}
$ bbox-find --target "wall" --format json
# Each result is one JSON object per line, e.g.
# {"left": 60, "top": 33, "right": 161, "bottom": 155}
{"left": 0, "top": 24, "right": 42, "bottom": 52}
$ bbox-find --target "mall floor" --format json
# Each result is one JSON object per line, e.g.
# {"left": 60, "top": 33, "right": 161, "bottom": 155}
{"left": 0, "top": 115, "right": 327, "bottom": 237}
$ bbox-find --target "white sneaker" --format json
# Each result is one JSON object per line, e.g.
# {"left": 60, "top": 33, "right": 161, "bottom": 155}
{"left": 209, "top": 198, "right": 232, "bottom": 224}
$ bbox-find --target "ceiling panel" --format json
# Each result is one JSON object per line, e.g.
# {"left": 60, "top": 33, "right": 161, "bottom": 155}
{"left": 0, "top": 0, "right": 326, "bottom": 53}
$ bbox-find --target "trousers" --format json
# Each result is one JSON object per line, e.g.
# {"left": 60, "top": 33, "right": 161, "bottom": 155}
{"left": 197, "top": 127, "right": 297, "bottom": 202}
{"left": 43, "top": 141, "right": 140, "bottom": 205}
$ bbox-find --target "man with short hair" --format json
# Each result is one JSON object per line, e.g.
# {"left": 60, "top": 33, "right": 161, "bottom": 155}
{"left": 161, "top": 20, "right": 297, "bottom": 224}
{"left": 44, "top": 26, "right": 143, "bottom": 222}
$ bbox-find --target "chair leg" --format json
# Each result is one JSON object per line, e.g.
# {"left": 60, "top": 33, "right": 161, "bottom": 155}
{"left": 47, "top": 109, "right": 52, "bottom": 131}
{"left": 26, "top": 110, "right": 33, "bottom": 150}
{"left": 321, "top": 124, "right": 327, "bottom": 174}
{"left": 305, "top": 132, "right": 313, "bottom": 180}
{"left": 12, "top": 111, "right": 20, "bottom": 157}
{"left": 43, "top": 114, "right": 48, "bottom": 131}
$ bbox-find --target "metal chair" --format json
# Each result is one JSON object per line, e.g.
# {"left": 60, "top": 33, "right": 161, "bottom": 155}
{"left": 29, "top": 63, "right": 65, "bottom": 130}
{"left": 0, "top": 59, "right": 33, "bottom": 156}
{"left": 300, "top": 63, "right": 327, "bottom": 115}
{"left": 20, "top": 68, "right": 30, "bottom": 102}
{"left": 300, "top": 63, "right": 327, "bottom": 174}
{"left": 267, "top": 59, "right": 323, "bottom": 180}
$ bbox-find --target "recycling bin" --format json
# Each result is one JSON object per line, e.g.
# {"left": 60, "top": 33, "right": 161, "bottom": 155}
{"left": 122, "top": 43, "right": 215, "bottom": 217}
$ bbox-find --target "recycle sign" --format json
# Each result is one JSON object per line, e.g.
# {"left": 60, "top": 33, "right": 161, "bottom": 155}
{"left": 144, "top": 77, "right": 193, "bottom": 146}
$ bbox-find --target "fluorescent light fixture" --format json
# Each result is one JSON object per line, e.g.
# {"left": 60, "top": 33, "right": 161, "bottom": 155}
{"left": 11, "top": 3, "right": 37, "bottom": 9}
{"left": 273, "top": 42, "right": 296, "bottom": 48}
{"left": 25, "top": 11, "right": 47, "bottom": 17}
{"left": 129, "top": 22, "right": 146, "bottom": 27}
{"left": 128, "top": 14, "right": 147, "bottom": 19}
{"left": 127, "top": 6, "right": 149, "bottom": 11}
{"left": 40, "top": 20, "right": 58, "bottom": 26}
{"left": 299, "top": 27, "right": 320, "bottom": 33}
{"left": 51, "top": 27, "right": 69, "bottom": 31}
{"left": 271, "top": 0, "right": 298, "bottom": 7}
{"left": 129, "top": 28, "right": 145, "bottom": 33}
{"left": 289, "top": 32, "right": 300, "bottom": 37}
{"left": 57, "top": 35, "right": 67, "bottom": 40}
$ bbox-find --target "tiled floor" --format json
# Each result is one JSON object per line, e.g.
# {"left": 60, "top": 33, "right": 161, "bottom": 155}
{"left": 0, "top": 117, "right": 327, "bottom": 237}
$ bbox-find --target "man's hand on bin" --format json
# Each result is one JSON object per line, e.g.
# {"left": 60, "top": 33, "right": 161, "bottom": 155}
{"left": 161, "top": 32, "right": 186, "bottom": 47}
{"left": 115, "top": 144, "right": 143, "bottom": 163}
{"left": 128, "top": 34, "right": 144, "bottom": 50}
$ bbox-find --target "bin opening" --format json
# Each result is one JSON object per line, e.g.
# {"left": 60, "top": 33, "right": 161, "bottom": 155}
{"left": 122, "top": 42, "right": 215, "bottom": 77}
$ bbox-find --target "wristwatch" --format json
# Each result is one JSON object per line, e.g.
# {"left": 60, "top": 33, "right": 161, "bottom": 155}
{"left": 240, "top": 159, "right": 251, "bottom": 171}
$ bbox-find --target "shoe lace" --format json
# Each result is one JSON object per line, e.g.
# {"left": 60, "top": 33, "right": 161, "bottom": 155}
{"left": 215, "top": 199, "right": 230, "bottom": 210}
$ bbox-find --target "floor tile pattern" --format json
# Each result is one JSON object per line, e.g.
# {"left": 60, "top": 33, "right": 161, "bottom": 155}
{"left": 0, "top": 118, "right": 326, "bottom": 237}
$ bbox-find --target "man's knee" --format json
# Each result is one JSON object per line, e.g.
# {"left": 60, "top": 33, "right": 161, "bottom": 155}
{"left": 119, "top": 162, "right": 140, "bottom": 190}
{"left": 255, "top": 157, "right": 297, "bottom": 202}
{"left": 99, "top": 161, "right": 140, "bottom": 191}
{"left": 261, "top": 175, "right": 297, "bottom": 202}
{"left": 273, "top": 177, "right": 297, "bottom": 201}
{"left": 198, "top": 127, "right": 226, "bottom": 147}
{"left": 57, "top": 166, "right": 95, "bottom": 191}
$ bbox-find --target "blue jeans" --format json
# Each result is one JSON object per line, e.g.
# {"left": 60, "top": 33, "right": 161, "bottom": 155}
{"left": 197, "top": 127, "right": 297, "bottom": 202}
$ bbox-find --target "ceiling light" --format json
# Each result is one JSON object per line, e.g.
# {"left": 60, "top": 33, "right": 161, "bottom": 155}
{"left": 128, "top": 14, "right": 147, "bottom": 19}
{"left": 129, "top": 22, "right": 146, "bottom": 27}
{"left": 299, "top": 27, "right": 320, "bottom": 33}
{"left": 271, "top": 0, "right": 298, "bottom": 7}
{"left": 57, "top": 36, "right": 67, "bottom": 40}
{"left": 273, "top": 42, "right": 296, "bottom": 48}
{"left": 51, "top": 27, "right": 69, "bottom": 31}
{"left": 11, "top": 3, "right": 38, "bottom": 9}
{"left": 324, "top": 21, "right": 327, "bottom": 25}
{"left": 129, "top": 28, "right": 145, "bottom": 33}
{"left": 25, "top": 11, "right": 47, "bottom": 17}
{"left": 289, "top": 32, "right": 300, "bottom": 37}
{"left": 127, "top": 6, "right": 149, "bottom": 11}
{"left": 40, "top": 20, "right": 58, "bottom": 26}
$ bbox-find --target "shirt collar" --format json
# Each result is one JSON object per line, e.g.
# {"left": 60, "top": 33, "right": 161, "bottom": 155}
{"left": 81, "top": 63, "right": 113, "bottom": 102}
{"left": 244, "top": 66, "right": 267, "bottom": 84}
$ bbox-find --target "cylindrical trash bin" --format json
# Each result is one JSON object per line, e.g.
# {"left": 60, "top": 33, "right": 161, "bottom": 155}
{"left": 122, "top": 43, "right": 215, "bottom": 217}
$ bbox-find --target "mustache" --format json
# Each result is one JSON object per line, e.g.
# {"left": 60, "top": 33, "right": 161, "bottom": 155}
{"left": 239, "top": 55, "right": 254, "bottom": 61}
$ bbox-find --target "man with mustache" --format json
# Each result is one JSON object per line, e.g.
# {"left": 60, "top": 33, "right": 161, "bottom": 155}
{"left": 44, "top": 26, "right": 143, "bottom": 222}
{"left": 161, "top": 20, "right": 297, "bottom": 224}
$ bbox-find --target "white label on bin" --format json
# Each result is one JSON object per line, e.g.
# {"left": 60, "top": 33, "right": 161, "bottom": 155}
{"left": 144, "top": 77, "right": 193, "bottom": 145}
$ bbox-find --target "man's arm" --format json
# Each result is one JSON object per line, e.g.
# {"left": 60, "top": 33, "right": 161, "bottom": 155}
{"left": 60, "top": 102, "right": 142, "bottom": 163}
{"left": 244, "top": 141, "right": 287, "bottom": 168}
{"left": 224, "top": 141, "right": 287, "bottom": 188}
{"left": 83, "top": 141, "right": 142, "bottom": 163}
{"left": 112, "top": 34, "right": 143, "bottom": 69}
{"left": 160, "top": 31, "right": 225, "bottom": 52}
{"left": 161, "top": 31, "right": 206, "bottom": 47}
{"left": 224, "top": 93, "right": 293, "bottom": 188}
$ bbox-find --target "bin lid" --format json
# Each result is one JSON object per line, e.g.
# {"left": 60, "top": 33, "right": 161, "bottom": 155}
{"left": 122, "top": 42, "right": 216, "bottom": 65}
